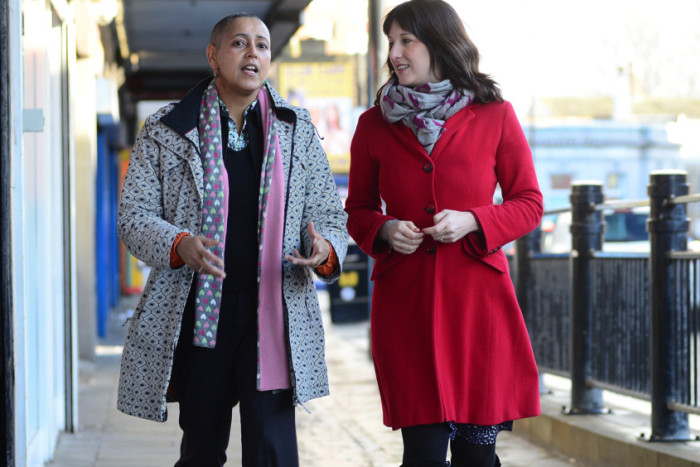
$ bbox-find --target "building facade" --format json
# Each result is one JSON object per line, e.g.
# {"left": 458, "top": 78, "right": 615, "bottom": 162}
{"left": 1, "top": 1, "right": 120, "bottom": 464}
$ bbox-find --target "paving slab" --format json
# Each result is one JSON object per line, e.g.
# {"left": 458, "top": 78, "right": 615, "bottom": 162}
{"left": 48, "top": 292, "right": 580, "bottom": 466}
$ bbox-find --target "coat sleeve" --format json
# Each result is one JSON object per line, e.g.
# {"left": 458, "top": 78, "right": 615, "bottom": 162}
{"left": 464, "top": 102, "right": 543, "bottom": 257}
{"left": 117, "top": 114, "right": 191, "bottom": 270}
{"left": 344, "top": 112, "right": 394, "bottom": 260}
{"left": 299, "top": 125, "right": 349, "bottom": 283}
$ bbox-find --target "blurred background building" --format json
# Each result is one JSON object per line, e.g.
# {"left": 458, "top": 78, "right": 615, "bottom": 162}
{"left": 2, "top": 0, "right": 700, "bottom": 465}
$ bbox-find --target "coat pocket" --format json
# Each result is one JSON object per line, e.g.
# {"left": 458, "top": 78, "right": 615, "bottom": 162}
{"left": 462, "top": 245, "right": 508, "bottom": 274}
{"left": 370, "top": 253, "right": 407, "bottom": 281}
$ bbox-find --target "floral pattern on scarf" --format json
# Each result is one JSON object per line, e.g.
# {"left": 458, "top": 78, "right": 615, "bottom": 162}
{"left": 379, "top": 79, "right": 473, "bottom": 155}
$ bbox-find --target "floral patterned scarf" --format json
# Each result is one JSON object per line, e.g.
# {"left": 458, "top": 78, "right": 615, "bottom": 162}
{"left": 379, "top": 79, "right": 473, "bottom": 155}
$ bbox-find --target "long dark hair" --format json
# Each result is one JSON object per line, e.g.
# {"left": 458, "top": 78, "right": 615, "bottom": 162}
{"left": 374, "top": 0, "right": 502, "bottom": 105}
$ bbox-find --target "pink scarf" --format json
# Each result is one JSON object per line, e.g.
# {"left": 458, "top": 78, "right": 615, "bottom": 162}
{"left": 256, "top": 87, "right": 289, "bottom": 390}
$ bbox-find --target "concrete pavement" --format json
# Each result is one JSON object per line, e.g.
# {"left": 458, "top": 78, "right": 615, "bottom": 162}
{"left": 47, "top": 291, "right": 578, "bottom": 466}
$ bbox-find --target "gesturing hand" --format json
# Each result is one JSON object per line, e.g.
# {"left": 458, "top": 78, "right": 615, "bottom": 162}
{"left": 385, "top": 220, "right": 424, "bottom": 255}
{"left": 422, "top": 210, "right": 479, "bottom": 244}
{"left": 176, "top": 235, "right": 226, "bottom": 278}
{"left": 284, "top": 221, "right": 331, "bottom": 268}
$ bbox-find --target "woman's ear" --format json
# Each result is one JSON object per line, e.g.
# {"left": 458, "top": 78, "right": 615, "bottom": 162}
{"left": 206, "top": 44, "right": 218, "bottom": 73}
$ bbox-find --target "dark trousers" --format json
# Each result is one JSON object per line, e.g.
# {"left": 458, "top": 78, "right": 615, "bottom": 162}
{"left": 172, "top": 286, "right": 298, "bottom": 467}
{"left": 401, "top": 423, "right": 499, "bottom": 467}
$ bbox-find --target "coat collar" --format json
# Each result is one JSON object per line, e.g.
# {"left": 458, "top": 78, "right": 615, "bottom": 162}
{"left": 159, "top": 78, "right": 302, "bottom": 142}
{"left": 387, "top": 104, "right": 477, "bottom": 160}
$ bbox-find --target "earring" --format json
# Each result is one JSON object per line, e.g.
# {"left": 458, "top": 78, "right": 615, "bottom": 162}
{"left": 213, "top": 70, "right": 218, "bottom": 78}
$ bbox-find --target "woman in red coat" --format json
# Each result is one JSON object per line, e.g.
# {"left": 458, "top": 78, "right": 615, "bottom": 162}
{"left": 345, "top": 1, "right": 543, "bottom": 465}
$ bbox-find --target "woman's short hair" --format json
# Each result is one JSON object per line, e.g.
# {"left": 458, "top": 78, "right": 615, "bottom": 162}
{"left": 376, "top": 0, "right": 502, "bottom": 104}
{"left": 209, "top": 13, "right": 262, "bottom": 47}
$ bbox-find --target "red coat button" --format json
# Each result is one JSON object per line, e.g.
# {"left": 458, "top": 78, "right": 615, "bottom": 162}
{"left": 423, "top": 163, "right": 433, "bottom": 173}
{"left": 425, "top": 204, "right": 436, "bottom": 214}
{"left": 426, "top": 246, "right": 436, "bottom": 255}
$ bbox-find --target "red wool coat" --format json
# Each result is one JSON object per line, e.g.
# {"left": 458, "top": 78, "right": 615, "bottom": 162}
{"left": 345, "top": 101, "right": 543, "bottom": 430}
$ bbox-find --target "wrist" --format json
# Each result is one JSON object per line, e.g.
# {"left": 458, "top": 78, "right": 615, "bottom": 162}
{"left": 170, "top": 232, "right": 191, "bottom": 268}
{"left": 383, "top": 219, "right": 398, "bottom": 241}
{"left": 383, "top": 219, "right": 398, "bottom": 251}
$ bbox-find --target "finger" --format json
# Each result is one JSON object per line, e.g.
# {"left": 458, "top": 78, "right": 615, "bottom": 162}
{"left": 307, "top": 221, "right": 321, "bottom": 239}
{"left": 284, "top": 254, "right": 315, "bottom": 267}
{"left": 202, "top": 264, "right": 226, "bottom": 278}
{"left": 202, "top": 249, "right": 224, "bottom": 268}
{"left": 432, "top": 210, "right": 450, "bottom": 224}
{"left": 197, "top": 258, "right": 226, "bottom": 278}
{"left": 398, "top": 226, "right": 424, "bottom": 240}
{"left": 403, "top": 221, "right": 422, "bottom": 233}
{"left": 284, "top": 249, "right": 309, "bottom": 263}
{"left": 401, "top": 236, "right": 424, "bottom": 246}
{"left": 199, "top": 236, "right": 220, "bottom": 247}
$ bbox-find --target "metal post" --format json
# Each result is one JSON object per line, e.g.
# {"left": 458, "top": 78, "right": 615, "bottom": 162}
{"left": 0, "top": 0, "right": 15, "bottom": 463}
{"left": 567, "top": 182, "right": 607, "bottom": 414}
{"left": 647, "top": 170, "right": 691, "bottom": 441}
{"left": 367, "top": 0, "right": 381, "bottom": 105}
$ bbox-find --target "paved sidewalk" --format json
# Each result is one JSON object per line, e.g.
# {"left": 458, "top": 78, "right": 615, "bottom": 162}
{"left": 48, "top": 292, "right": 577, "bottom": 466}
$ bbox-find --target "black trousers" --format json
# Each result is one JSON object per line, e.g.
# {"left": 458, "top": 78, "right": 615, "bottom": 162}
{"left": 171, "top": 286, "right": 298, "bottom": 467}
{"left": 401, "top": 423, "right": 500, "bottom": 467}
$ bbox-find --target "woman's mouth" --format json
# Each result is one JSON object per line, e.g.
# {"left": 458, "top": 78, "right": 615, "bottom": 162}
{"left": 242, "top": 64, "right": 258, "bottom": 75}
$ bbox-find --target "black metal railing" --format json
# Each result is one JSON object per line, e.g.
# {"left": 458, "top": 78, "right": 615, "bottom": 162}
{"left": 590, "top": 253, "right": 650, "bottom": 398}
{"left": 514, "top": 170, "right": 700, "bottom": 441}
{"left": 528, "top": 254, "right": 571, "bottom": 376}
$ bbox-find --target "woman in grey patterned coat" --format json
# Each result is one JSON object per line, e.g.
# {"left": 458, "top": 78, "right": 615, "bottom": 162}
{"left": 116, "top": 13, "right": 348, "bottom": 466}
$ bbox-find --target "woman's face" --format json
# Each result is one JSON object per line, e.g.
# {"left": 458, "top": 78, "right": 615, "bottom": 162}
{"left": 386, "top": 22, "right": 440, "bottom": 88}
{"left": 207, "top": 17, "right": 271, "bottom": 99}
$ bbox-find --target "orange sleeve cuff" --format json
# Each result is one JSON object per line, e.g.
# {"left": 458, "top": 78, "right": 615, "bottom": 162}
{"left": 314, "top": 241, "right": 339, "bottom": 278}
{"left": 170, "top": 232, "right": 191, "bottom": 269}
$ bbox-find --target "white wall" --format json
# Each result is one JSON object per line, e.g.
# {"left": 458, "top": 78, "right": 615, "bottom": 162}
{"left": 12, "top": 0, "right": 78, "bottom": 465}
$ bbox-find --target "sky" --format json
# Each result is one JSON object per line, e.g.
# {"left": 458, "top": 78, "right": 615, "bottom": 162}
{"left": 297, "top": 0, "right": 700, "bottom": 115}
{"left": 453, "top": 0, "right": 700, "bottom": 104}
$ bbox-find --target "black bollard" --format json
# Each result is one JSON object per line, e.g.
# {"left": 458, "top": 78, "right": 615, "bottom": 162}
{"left": 567, "top": 182, "right": 607, "bottom": 414}
{"left": 647, "top": 170, "right": 691, "bottom": 441}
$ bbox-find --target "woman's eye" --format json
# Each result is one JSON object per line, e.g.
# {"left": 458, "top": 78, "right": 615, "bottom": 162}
{"left": 257, "top": 43, "right": 269, "bottom": 50}
{"left": 388, "top": 42, "right": 394, "bottom": 49}
{"left": 233, "top": 40, "right": 245, "bottom": 47}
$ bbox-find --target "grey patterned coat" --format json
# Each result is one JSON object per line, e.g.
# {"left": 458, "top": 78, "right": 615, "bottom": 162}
{"left": 116, "top": 79, "right": 348, "bottom": 422}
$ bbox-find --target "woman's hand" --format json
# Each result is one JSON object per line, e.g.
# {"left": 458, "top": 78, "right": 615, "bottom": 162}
{"left": 176, "top": 235, "right": 226, "bottom": 278}
{"left": 285, "top": 221, "right": 331, "bottom": 268}
{"left": 385, "top": 220, "right": 424, "bottom": 255}
{"left": 422, "top": 210, "right": 479, "bottom": 244}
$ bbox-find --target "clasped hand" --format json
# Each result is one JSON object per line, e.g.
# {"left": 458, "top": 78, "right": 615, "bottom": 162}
{"left": 386, "top": 210, "right": 478, "bottom": 255}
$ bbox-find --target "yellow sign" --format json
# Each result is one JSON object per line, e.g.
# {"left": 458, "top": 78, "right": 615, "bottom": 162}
{"left": 338, "top": 270, "right": 359, "bottom": 288}
{"left": 278, "top": 61, "right": 355, "bottom": 174}
{"left": 278, "top": 62, "right": 355, "bottom": 100}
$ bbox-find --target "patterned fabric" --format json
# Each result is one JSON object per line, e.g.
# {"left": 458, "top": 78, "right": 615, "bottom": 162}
{"left": 449, "top": 421, "right": 513, "bottom": 445}
{"left": 192, "top": 82, "right": 228, "bottom": 348}
{"left": 218, "top": 96, "right": 256, "bottom": 151}
{"left": 379, "top": 79, "right": 473, "bottom": 155}
{"left": 116, "top": 80, "right": 348, "bottom": 422}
